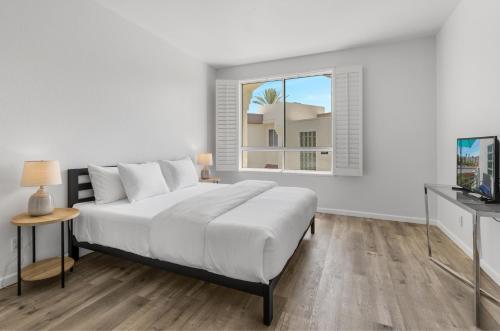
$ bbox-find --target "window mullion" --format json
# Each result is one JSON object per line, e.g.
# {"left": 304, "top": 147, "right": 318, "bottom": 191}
{"left": 282, "top": 78, "right": 286, "bottom": 149}
{"left": 282, "top": 78, "right": 286, "bottom": 171}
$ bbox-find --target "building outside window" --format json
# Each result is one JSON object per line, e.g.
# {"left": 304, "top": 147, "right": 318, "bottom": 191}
{"left": 488, "top": 144, "right": 494, "bottom": 175}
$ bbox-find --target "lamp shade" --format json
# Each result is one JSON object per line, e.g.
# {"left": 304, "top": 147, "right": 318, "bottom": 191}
{"left": 197, "top": 153, "right": 213, "bottom": 166}
{"left": 21, "top": 160, "right": 62, "bottom": 187}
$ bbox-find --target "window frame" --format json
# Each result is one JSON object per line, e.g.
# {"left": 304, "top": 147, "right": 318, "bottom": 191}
{"left": 238, "top": 70, "right": 334, "bottom": 175}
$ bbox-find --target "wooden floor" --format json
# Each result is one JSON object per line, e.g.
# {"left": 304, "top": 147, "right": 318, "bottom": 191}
{"left": 1, "top": 213, "right": 500, "bottom": 330}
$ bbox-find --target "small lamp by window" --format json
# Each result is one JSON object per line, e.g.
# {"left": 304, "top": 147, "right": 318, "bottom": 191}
{"left": 197, "top": 153, "right": 213, "bottom": 179}
{"left": 21, "top": 160, "right": 62, "bottom": 216}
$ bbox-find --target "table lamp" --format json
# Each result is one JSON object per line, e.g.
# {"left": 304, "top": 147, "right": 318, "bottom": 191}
{"left": 21, "top": 160, "right": 62, "bottom": 216}
{"left": 197, "top": 153, "right": 213, "bottom": 179}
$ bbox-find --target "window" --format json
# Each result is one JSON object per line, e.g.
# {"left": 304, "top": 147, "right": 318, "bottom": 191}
{"left": 240, "top": 72, "right": 333, "bottom": 174}
{"left": 268, "top": 129, "right": 278, "bottom": 147}
{"left": 215, "top": 66, "right": 362, "bottom": 176}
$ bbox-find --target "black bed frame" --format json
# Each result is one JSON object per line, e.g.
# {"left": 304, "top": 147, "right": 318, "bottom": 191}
{"left": 67, "top": 168, "right": 315, "bottom": 326}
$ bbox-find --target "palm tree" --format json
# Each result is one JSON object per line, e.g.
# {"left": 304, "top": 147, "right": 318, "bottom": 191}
{"left": 252, "top": 88, "right": 283, "bottom": 105}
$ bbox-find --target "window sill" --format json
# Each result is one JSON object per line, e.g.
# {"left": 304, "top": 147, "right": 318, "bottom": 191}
{"left": 239, "top": 168, "right": 333, "bottom": 176}
{"left": 238, "top": 168, "right": 282, "bottom": 173}
{"left": 283, "top": 170, "right": 333, "bottom": 176}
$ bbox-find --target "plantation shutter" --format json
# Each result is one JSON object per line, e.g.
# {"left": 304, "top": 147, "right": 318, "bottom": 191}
{"left": 215, "top": 80, "right": 239, "bottom": 171}
{"left": 333, "top": 66, "right": 363, "bottom": 176}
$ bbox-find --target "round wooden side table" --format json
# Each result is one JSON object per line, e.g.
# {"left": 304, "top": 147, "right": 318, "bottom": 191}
{"left": 11, "top": 207, "right": 80, "bottom": 295}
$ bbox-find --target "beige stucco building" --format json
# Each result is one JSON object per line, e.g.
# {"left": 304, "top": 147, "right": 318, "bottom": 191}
{"left": 242, "top": 102, "right": 332, "bottom": 171}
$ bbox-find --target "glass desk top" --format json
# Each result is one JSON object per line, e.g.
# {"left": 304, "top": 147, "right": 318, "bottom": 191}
{"left": 425, "top": 184, "right": 500, "bottom": 217}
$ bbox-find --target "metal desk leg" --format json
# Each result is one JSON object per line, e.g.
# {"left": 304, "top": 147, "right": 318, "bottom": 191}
{"left": 424, "top": 187, "right": 432, "bottom": 257}
{"left": 61, "top": 222, "right": 65, "bottom": 288}
{"left": 473, "top": 212, "right": 481, "bottom": 327}
{"left": 425, "top": 184, "right": 500, "bottom": 327}
{"left": 17, "top": 226, "right": 21, "bottom": 296}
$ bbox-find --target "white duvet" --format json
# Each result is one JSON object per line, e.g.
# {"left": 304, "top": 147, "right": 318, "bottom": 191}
{"left": 75, "top": 181, "right": 317, "bottom": 284}
{"left": 150, "top": 180, "right": 317, "bottom": 283}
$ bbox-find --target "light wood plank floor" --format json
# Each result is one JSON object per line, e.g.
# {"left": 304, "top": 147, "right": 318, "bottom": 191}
{"left": 1, "top": 214, "right": 500, "bottom": 330}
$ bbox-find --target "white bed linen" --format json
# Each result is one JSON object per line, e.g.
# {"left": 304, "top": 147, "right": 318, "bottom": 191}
{"left": 74, "top": 182, "right": 317, "bottom": 284}
{"left": 74, "top": 183, "right": 224, "bottom": 257}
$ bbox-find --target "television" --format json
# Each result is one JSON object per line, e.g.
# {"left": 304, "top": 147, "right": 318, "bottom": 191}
{"left": 456, "top": 136, "right": 499, "bottom": 201}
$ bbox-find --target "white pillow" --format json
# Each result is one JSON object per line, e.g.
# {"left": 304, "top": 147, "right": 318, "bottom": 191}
{"left": 88, "top": 165, "right": 126, "bottom": 204}
{"left": 159, "top": 157, "right": 199, "bottom": 191}
{"left": 117, "top": 162, "right": 169, "bottom": 202}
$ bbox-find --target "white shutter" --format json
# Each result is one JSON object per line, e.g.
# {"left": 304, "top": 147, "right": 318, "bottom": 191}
{"left": 333, "top": 66, "right": 363, "bottom": 176}
{"left": 216, "top": 80, "right": 239, "bottom": 171}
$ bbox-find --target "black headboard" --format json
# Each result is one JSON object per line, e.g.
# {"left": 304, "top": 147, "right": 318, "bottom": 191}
{"left": 68, "top": 168, "right": 95, "bottom": 207}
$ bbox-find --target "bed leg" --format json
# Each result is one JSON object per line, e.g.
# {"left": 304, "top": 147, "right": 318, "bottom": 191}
{"left": 310, "top": 216, "right": 315, "bottom": 235}
{"left": 71, "top": 237, "right": 80, "bottom": 261}
{"left": 263, "top": 285, "right": 273, "bottom": 326}
{"left": 71, "top": 245, "right": 80, "bottom": 261}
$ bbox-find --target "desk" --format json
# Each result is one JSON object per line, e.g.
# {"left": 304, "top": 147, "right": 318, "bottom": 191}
{"left": 424, "top": 184, "right": 500, "bottom": 327}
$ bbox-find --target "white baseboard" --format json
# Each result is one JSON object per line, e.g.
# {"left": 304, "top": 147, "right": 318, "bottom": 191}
{"left": 435, "top": 221, "right": 473, "bottom": 256}
{"left": 0, "top": 272, "right": 17, "bottom": 289}
{"left": 317, "top": 207, "right": 437, "bottom": 225}
{"left": 436, "top": 220, "right": 500, "bottom": 286}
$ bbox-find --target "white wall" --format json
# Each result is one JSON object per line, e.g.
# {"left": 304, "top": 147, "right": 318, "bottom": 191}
{"left": 436, "top": 0, "right": 500, "bottom": 283}
{"left": 216, "top": 38, "right": 437, "bottom": 222}
{"left": 0, "top": 0, "right": 214, "bottom": 286}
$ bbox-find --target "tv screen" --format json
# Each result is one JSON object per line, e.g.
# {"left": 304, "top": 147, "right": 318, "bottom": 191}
{"left": 457, "top": 136, "right": 498, "bottom": 200}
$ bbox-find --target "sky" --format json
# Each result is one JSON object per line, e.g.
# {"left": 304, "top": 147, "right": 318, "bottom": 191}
{"left": 247, "top": 75, "right": 332, "bottom": 113}
{"left": 458, "top": 138, "right": 480, "bottom": 156}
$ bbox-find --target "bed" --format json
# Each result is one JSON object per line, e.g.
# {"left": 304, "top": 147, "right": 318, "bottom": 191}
{"left": 67, "top": 168, "right": 317, "bottom": 325}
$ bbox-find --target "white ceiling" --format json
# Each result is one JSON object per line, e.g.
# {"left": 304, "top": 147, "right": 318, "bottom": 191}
{"left": 95, "top": 0, "right": 460, "bottom": 68}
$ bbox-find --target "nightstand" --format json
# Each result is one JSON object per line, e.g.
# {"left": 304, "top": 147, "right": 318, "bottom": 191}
{"left": 11, "top": 207, "right": 80, "bottom": 295}
{"left": 199, "top": 176, "right": 221, "bottom": 184}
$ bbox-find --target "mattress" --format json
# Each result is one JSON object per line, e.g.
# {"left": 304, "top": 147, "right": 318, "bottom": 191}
{"left": 74, "top": 183, "right": 225, "bottom": 257}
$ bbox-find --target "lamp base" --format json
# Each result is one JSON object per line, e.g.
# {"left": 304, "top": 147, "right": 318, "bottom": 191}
{"left": 201, "top": 166, "right": 211, "bottom": 180}
{"left": 28, "top": 186, "right": 54, "bottom": 216}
